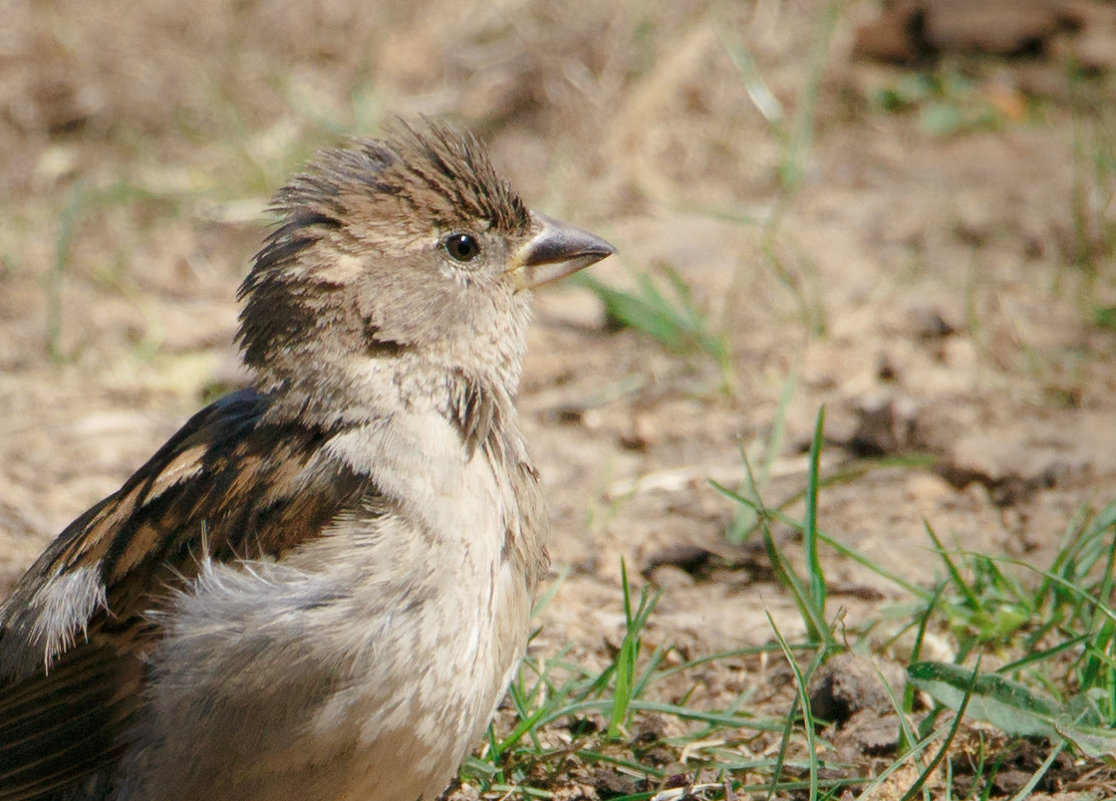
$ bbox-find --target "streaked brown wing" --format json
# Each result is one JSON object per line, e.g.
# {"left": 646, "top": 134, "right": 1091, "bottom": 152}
{"left": 0, "top": 388, "right": 375, "bottom": 800}
{"left": 53, "top": 389, "right": 367, "bottom": 582}
{"left": 0, "top": 645, "right": 139, "bottom": 801}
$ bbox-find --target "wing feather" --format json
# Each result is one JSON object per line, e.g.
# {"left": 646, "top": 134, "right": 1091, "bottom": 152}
{"left": 0, "top": 388, "right": 376, "bottom": 800}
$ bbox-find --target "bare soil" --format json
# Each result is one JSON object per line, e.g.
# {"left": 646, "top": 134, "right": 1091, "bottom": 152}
{"left": 2, "top": 0, "right": 1115, "bottom": 796}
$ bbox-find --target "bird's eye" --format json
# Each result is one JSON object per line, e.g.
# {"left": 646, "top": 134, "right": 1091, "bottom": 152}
{"left": 444, "top": 233, "right": 480, "bottom": 262}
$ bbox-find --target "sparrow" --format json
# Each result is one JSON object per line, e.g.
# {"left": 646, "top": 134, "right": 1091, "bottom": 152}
{"left": 0, "top": 121, "right": 615, "bottom": 801}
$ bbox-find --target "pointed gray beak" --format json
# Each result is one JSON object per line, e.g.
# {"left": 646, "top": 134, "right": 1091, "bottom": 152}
{"left": 509, "top": 212, "right": 616, "bottom": 290}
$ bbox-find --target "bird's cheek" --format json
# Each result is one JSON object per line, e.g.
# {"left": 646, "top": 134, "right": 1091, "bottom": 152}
{"left": 358, "top": 278, "right": 464, "bottom": 347}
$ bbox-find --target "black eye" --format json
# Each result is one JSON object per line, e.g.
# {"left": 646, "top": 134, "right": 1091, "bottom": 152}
{"left": 444, "top": 233, "right": 480, "bottom": 262}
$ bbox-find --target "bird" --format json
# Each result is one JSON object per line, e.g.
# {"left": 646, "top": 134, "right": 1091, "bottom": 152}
{"left": 0, "top": 120, "right": 615, "bottom": 801}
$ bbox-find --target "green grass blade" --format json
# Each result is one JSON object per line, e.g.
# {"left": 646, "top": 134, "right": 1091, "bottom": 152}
{"left": 767, "top": 612, "right": 821, "bottom": 801}
{"left": 909, "top": 661, "right": 1116, "bottom": 757}
{"left": 765, "top": 694, "right": 798, "bottom": 801}
{"left": 712, "top": 479, "right": 931, "bottom": 599}
{"left": 762, "top": 521, "right": 829, "bottom": 645}
{"left": 1005, "top": 740, "right": 1066, "bottom": 801}
{"left": 899, "top": 657, "right": 981, "bottom": 801}
{"left": 924, "top": 521, "right": 981, "bottom": 610}
{"left": 804, "top": 406, "right": 827, "bottom": 616}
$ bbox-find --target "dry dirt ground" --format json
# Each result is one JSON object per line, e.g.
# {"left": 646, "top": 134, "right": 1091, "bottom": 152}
{"left": 2, "top": 0, "right": 1116, "bottom": 796}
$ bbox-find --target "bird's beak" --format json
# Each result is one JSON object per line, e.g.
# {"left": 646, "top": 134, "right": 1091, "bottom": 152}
{"left": 509, "top": 212, "right": 617, "bottom": 290}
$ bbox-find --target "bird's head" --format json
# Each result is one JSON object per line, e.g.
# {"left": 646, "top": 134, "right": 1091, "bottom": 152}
{"left": 236, "top": 121, "right": 615, "bottom": 421}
